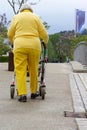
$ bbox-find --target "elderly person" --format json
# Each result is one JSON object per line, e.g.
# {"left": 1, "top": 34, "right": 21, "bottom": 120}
{"left": 7, "top": 4, "right": 49, "bottom": 102}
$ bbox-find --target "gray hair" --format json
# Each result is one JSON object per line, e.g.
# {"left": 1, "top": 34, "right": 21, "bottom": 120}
{"left": 20, "top": 4, "right": 33, "bottom": 12}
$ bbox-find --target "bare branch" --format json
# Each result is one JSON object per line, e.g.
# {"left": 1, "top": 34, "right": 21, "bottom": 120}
{"left": 30, "top": 0, "right": 41, "bottom": 5}
{"left": 7, "top": 0, "right": 17, "bottom": 14}
{"left": 7, "top": 0, "right": 13, "bottom": 7}
{"left": 7, "top": 0, "right": 41, "bottom": 14}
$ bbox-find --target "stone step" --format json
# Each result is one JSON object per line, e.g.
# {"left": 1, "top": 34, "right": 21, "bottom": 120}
{"left": 74, "top": 73, "right": 87, "bottom": 111}
{"left": 70, "top": 73, "right": 87, "bottom": 130}
{"left": 70, "top": 61, "right": 87, "bottom": 73}
{"left": 69, "top": 74, "right": 85, "bottom": 113}
{"left": 76, "top": 118, "right": 87, "bottom": 130}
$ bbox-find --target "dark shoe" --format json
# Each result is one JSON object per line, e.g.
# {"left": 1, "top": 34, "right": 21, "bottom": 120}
{"left": 31, "top": 92, "right": 39, "bottom": 99}
{"left": 18, "top": 95, "right": 27, "bottom": 102}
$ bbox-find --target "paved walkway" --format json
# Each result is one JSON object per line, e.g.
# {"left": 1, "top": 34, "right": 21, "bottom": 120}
{"left": 0, "top": 62, "right": 87, "bottom": 130}
{"left": 69, "top": 61, "right": 87, "bottom": 130}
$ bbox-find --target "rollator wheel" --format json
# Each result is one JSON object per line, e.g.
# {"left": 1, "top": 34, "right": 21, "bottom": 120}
{"left": 16, "top": 89, "right": 18, "bottom": 96}
{"left": 39, "top": 86, "right": 41, "bottom": 96}
{"left": 10, "top": 86, "right": 15, "bottom": 99}
{"left": 41, "top": 86, "right": 46, "bottom": 100}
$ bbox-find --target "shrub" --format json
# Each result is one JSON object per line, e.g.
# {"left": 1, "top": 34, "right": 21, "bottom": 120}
{"left": 0, "top": 56, "right": 8, "bottom": 62}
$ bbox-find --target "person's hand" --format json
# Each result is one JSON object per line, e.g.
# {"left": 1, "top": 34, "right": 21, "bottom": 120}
{"left": 45, "top": 56, "right": 48, "bottom": 63}
{"left": 41, "top": 40, "right": 46, "bottom": 48}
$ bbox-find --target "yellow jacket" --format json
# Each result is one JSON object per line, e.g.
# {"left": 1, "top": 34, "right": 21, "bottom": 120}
{"left": 7, "top": 10, "right": 49, "bottom": 51}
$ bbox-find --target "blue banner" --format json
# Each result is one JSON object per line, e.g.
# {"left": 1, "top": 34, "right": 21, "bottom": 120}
{"left": 76, "top": 9, "right": 85, "bottom": 34}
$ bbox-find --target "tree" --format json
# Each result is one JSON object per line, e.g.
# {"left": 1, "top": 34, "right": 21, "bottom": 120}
{"left": 48, "top": 40, "right": 56, "bottom": 62}
{"left": 7, "top": 0, "right": 41, "bottom": 14}
{"left": 0, "top": 36, "right": 10, "bottom": 56}
{"left": 49, "top": 31, "right": 76, "bottom": 62}
{"left": 43, "top": 22, "right": 50, "bottom": 30}
{"left": 0, "top": 13, "right": 11, "bottom": 56}
{"left": 0, "top": 13, "right": 10, "bottom": 37}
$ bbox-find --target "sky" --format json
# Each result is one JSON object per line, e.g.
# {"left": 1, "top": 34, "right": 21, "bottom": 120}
{"left": 0, "top": 0, "right": 87, "bottom": 34}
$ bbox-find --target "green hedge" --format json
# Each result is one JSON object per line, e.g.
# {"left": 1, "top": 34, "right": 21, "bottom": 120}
{"left": 0, "top": 56, "right": 9, "bottom": 62}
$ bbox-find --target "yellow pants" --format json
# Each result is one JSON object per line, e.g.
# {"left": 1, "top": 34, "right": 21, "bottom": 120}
{"left": 14, "top": 48, "right": 41, "bottom": 96}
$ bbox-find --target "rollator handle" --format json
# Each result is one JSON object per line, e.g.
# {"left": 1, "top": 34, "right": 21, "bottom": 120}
{"left": 41, "top": 40, "right": 48, "bottom": 63}
{"left": 41, "top": 40, "right": 46, "bottom": 49}
{"left": 44, "top": 56, "right": 48, "bottom": 63}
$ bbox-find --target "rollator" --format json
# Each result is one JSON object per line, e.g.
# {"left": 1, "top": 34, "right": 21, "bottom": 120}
{"left": 10, "top": 41, "right": 48, "bottom": 100}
